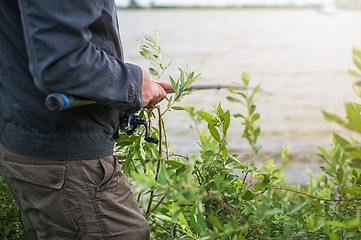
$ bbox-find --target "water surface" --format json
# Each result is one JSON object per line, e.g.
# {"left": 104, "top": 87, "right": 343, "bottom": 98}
{"left": 117, "top": 9, "right": 361, "bottom": 182}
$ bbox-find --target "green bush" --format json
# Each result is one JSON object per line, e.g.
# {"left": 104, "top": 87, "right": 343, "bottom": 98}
{"left": 0, "top": 177, "right": 22, "bottom": 239}
{"left": 2, "top": 34, "right": 361, "bottom": 239}
{"left": 115, "top": 35, "right": 361, "bottom": 239}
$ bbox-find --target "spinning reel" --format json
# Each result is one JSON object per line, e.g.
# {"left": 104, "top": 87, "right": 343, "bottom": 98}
{"left": 118, "top": 114, "right": 158, "bottom": 144}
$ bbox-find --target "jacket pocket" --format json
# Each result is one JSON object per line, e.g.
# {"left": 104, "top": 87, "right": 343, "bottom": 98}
{"left": 2, "top": 158, "right": 80, "bottom": 237}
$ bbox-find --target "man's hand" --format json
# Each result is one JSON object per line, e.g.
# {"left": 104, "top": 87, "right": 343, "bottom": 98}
{"left": 141, "top": 67, "right": 172, "bottom": 108}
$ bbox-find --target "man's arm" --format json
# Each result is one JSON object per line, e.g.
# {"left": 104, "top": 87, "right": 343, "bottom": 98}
{"left": 17, "top": 0, "right": 145, "bottom": 113}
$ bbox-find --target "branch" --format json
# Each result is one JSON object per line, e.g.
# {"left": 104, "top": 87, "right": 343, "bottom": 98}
{"left": 273, "top": 187, "right": 361, "bottom": 202}
{"left": 146, "top": 106, "right": 163, "bottom": 216}
{"left": 145, "top": 194, "right": 167, "bottom": 219}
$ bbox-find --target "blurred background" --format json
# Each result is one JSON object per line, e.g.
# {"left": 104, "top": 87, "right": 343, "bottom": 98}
{"left": 116, "top": 0, "right": 361, "bottom": 183}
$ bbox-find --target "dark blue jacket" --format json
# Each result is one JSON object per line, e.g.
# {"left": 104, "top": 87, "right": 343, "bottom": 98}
{"left": 0, "top": 0, "right": 143, "bottom": 159}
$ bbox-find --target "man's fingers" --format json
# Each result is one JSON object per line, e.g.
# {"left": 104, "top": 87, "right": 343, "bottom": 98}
{"left": 155, "top": 81, "right": 172, "bottom": 91}
{"left": 143, "top": 81, "right": 169, "bottom": 108}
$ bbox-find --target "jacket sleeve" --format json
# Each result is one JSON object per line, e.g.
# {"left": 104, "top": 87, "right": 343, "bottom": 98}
{"left": 17, "top": 0, "right": 143, "bottom": 113}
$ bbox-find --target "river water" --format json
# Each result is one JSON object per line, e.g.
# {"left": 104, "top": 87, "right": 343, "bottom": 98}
{"left": 117, "top": 9, "right": 361, "bottom": 183}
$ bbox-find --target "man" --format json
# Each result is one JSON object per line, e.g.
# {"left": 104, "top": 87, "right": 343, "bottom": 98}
{"left": 0, "top": 0, "right": 171, "bottom": 239}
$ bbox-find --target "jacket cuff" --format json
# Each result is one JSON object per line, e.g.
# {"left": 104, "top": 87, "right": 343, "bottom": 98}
{"left": 124, "top": 63, "right": 143, "bottom": 115}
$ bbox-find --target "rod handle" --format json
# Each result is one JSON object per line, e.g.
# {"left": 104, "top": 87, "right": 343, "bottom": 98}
{"left": 45, "top": 93, "right": 96, "bottom": 112}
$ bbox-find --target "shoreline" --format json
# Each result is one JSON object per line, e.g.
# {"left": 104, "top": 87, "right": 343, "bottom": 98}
{"left": 117, "top": 5, "right": 361, "bottom": 11}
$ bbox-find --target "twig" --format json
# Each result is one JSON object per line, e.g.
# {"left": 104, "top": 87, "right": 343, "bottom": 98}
{"left": 168, "top": 152, "right": 189, "bottom": 160}
{"left": 243, "top": 171, "right": 249, "bottom": 184}
{"left": 146, "top": 105, "right": 163, "bottom": 216}
{"left": 273, "top": 187, "right": 361, "bottom": 202}
{"left": 0, "top": 217, "right": 20, "bottom": 222}
{"left": 146, "top": 106, "right": 163, "bottom": 216}
{"left": 162, "top": 119, "right": 170, "bottom": 161}
{"left": 0, "top": 197, "right": 14, "bottom": 211}
{"left": 194, "top": 165, "right": 205, "bottom": 185}
{"left": 148, "top": 217, "right": 171, "bottom": 235}
{"left": 137, "top": 191, "right": 143, "bottom": 203}
{"left": 145, "top": 194, "right": 167, "bottom": 219}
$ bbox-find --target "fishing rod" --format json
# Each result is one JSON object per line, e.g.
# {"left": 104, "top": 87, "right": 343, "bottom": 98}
{"left": 44, "top": 84, "right": 257, "bottom": 144}
{"left": 45, "top": 84, "right": 246, "bottom": 112}
{"left": 45, "top": 93, "right": 96, "bottom": 112}
{"left": 165, "top": 84, "right": 244, "bottom": 94}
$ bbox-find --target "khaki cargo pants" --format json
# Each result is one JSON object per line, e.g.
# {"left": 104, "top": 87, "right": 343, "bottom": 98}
{"left": 0, "top": 145, "right": 150, "bottom": 240}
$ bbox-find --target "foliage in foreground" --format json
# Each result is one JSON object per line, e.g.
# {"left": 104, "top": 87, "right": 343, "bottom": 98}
{"left": 1, "top": 36, "right": 361, "bottom": 239}
{"left": 115, "top": 38, "right": 361, "bottom": 239}
{"left": 0, "top": 177, "right": 22, "bottom": 239}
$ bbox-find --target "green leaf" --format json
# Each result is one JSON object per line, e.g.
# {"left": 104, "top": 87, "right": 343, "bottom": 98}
{"left": 228, "top": 155, "right": 242, "bottom": 165}
{"left": 234, "top": 113, "right": 245, "bottom": 119}
{"left": 178, "top": 211, "right": 191, "bottom": 232}
{"left": 169, "top": 75, "right": 177, "bottom": 88}
{"left": 154, "top": 213, "right": 172, "bottom": 222}
{"left": 323, "top": 110, "right": 347, "bottom": 126}
{"left": 241, "top": 72, "right": 250, "bottom": 86}
{"left": 221, "top": 146, "right": 228, "bottom": 160}
{"left": 268, "top": 159, "right": 276, "bottom": 172}
{"left": 242, "top": 190, "right": 256, "bottom": 201}
{"left": 272, "top": 192, "right": 281, "bottom": 207}
{"left": 139, "top": 48, "right": 153, "bottom": 59}
{"left": 226, "top": 96, "right": 242, "bottom": 103}
{"left": 187, "top": 71, "right": 195, "bottom": 83}
{"left": 171, "top": 106, "right": 185, "bottom": 110}
{"left": 289, "top": 200, "right": 308, "bottom": 215}
{"left": 354, "top": 81, "right": 361, "bottom": 87}
{"left": 336, "top": 167, "right": 344, "bottom": 184}
{"left": 179, "top": 68, "right": 185, "bottom": 84}
{"left": 330, "top": 232, "right": 340, "bottom": 240}
{"left": 131, "top": 173, "right": 159, "bottom": 192}
{"left": 349, "top": 158, "right": 361, "bottom": 169}
{"left": 249, "top": 104, "right": 256, "bottom": 115}
{"left": 209, "top": 214, "right": 223, "bottom": 231}
{"left": 349, "top": 69, "right": 361, "bottom": 78}
{"left": 148, "top": 67, "right": 158, "bottom": 76}
{"left": 355, "top": 103, "right": 361, "bottom": 112}
{"left": 317, "top": 146, "right": 329, "bottom": 157}
{"left": 223, "top": 110, "right": 231, "bottom": 134}
{"left": 254, "top": 174, "right": 270, "bottom": 191}
{"left": 197, "top": 111, "right": 218, "bottom": 125}
{"left": 352, "top": 84, "right": 361, "bottom": 98}
{"left": 343, "top": 186, "right": 361, "bottom": 197}
{"left": 345, "top": 103, "right": 361, "bottom": 132}
{"left": 254, "top": 126, "right": 261, "bottom": 141}
{"left": 233, "top": 91, "right": 247, "bottom": 100}
{"left": 250, "top": 84, "right": 261, "bottom": 100}
{"left": 353, "top": 48, "right": 361, "bottom": 71}
{"left": 251, "top": 113, "right": 260, "bottom": 122}
{"left": 208, "top": 124, "right": 221, "bottom": 142}
{"left": 333, "top": 133, "right": 350, "bottom": 148}
{"left": 196, "top": 213, "right": 207, "bottom": 236}
{"left": 166, "top": 160, "right": 185, "bottom": 168}
{"left": 190, "top": 203, "right": 198, "bottom": 234}
{"left": 283, "top": 225, "right": 293, "bottom": 238}
{"left": 214, "top": 173, "right": 222, "bottom": 190}
{"left": 157, "top": 164, "right": 169, "bottom": 185}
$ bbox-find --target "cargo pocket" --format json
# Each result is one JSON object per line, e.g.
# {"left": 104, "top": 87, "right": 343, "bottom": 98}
{"left": 2, "top": 159, "right": 79, "bottom": 237}
{"left": 2, "top": 159, "right": 65, "bottom": 189}
{"left": 95, "top": 156, "right": 147, "bottom": 237}
{"left": 96, "top": 155, "right": 121, "bottom": 192}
